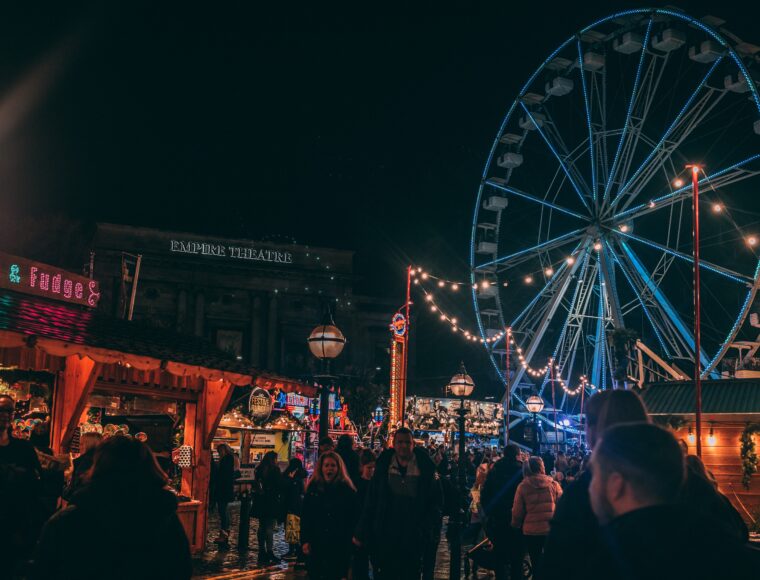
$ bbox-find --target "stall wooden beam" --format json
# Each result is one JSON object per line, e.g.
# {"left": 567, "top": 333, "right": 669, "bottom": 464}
{"left": 204, "top": 379, "right": 234, "bottom": 448}
{"left": 179, "top": 379, "right": 234, "bottom": 553}
{"left": 51, "top": 355, "right": 101, "bottom": 453}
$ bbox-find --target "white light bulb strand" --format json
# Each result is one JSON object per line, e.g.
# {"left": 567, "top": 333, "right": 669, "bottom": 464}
{"left": 507, "top": 336, "right": 598, "bottom": 394}
{"left": 418, "top": 287, "right": 506, "bottom": 345}
{"left": 411, "top": 267, "right": 469, "bottom": 289}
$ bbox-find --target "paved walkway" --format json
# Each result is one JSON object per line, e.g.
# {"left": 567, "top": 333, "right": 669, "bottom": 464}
{"left": 192, "top": 501, "right": 482, "bottom": 580}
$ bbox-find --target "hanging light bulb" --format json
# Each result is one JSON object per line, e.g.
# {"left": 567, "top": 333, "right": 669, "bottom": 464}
{"left": 545, "top": 267, "right": 554, "bottom": 277}
{"left": 451, "top": 283, "right": 459, "bottom": 291}
{"left": 438, "top": 280, "right": 445, "bottom": 287}
{"left": 712, "top": 203, "right": 723, "bottom": 213}
{"left": 451, "top": 318, "right": 458, "bottom": 324}
{"left": 416, "top": 267, "right": 422, "bottom": 273}
{"left": 481, "top": 280, "right": 490, "bottom": 290}
{"left": 421, "top": 272, "right": 429, "bottom": 280}
{"left": 425, "top": 294, "right": 433, "bottom": 302}
{"left": 619, "top": 224, "right": 629, "bottom": 233}
{"left": 648, "top": 200, "right": 655, "bottom": 208}
{"left": 593, "top": 241, "right": 602, "bottom": 251}
{"left": 747, "top": 236, "right": 758, "bottom": 247}
{"left": 566, "top": 256, "right": 575, "bottom": 265}
{"left": 525, "top": 275, "right": 533, "bottom": 284}
{"left": 673, "top": 177, "right": 684, "bottom": 188}
{"left": 430, "top": 305, "right": 437, "bottom": 312}
{"left": 502, "top": 281, "right": 509, "bottom": 287}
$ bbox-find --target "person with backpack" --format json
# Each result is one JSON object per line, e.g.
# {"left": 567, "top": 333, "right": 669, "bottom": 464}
{"left": 214, "top": 443, "right": 236, "bottom": 548}
{"left": 282, "top": 457, "right": 308, "bottom": 561}
{"left": 254, "top": 451, "right": 283, "bottom": 565}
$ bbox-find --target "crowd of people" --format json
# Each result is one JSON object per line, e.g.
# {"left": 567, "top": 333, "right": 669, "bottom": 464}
{"left": 0, "top": 394, "right": 192, "bottom": 579}
{"left": 4, "top": 387, "right": 760, "bottom": 579}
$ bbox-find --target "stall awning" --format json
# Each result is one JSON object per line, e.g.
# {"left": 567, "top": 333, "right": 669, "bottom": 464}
{"left": 642, "top": 380, "right": 760, "bottom": 415}
{"left": 254, "top": 375, "right": 317, "bottom": 397}
{"left": 0, "top": 290, "right": 254, "bottom": 385}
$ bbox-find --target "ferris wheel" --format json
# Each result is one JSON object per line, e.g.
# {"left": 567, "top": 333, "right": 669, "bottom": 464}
{"left": 470, "top": 8, "right": 760, "bottom": 409}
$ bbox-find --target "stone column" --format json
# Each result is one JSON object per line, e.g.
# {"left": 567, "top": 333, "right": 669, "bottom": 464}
{"left": 250, "top": 294, "right": 262, "bottom": 366}
{"left": 194, "top": 291, "right": 205, "bottom": 337}
{"left": 267, "top": 293, "right": 279, "bottom": 370}
{"left": 177, "top": 289, "right": 188, "bottom": 333}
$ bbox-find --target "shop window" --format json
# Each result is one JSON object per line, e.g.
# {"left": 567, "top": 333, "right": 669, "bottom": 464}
{"left": 216, "top": 329, "right": 244, "bottom": 358}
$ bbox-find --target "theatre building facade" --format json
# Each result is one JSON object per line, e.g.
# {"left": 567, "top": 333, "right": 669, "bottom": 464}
{"left": 90, "top": 223, "right": 395, "bottom": 380}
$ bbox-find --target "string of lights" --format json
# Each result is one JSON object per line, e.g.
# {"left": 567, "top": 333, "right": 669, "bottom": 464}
{"left": 409, "top": 269, "right": 598, "bottom": 395}
{"left": 419, "top": 286, "right": 507, "bottom": 344}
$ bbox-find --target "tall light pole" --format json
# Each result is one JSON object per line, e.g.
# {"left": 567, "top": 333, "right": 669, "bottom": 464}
{"left": 686, "top": 164, "right": 703, "bottom": 457}
{"left": 525, "top": 393, "right": 545, "bottom": 456}
{"left": 447, "top": 362, "right": 475, "bottom": 580}
{"left": 308, "top": 324, "right": 346, "bottom": 442}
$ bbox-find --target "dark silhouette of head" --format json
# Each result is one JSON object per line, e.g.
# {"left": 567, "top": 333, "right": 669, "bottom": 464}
{"left": 590, "top": 423, "right": 684, "bottom": 524}
{"left": 337, "top": 434, "right": 354, "bottom": 451}
{"left": 88, "top": 435, "right": 168, "bottom": 499}
{"left": 585, "top": 389, "right": 649, "bottom": 448}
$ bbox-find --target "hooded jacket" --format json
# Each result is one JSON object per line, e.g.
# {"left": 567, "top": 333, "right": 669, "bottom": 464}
{"left": 355, "top": 446, "right": 443, "bottom": 556}
{"left": 480, "top": 456, "right": 522, "bottom": 537}
{"left": 33, "top": 485, "right": 191, "bottom": 579}
{"left": 511, "top": 473, "right": 562, "bottom": 536}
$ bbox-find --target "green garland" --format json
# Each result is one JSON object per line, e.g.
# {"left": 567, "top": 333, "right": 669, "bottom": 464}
{"left": 740, "top": 423, "right": 760, "bottom": 489}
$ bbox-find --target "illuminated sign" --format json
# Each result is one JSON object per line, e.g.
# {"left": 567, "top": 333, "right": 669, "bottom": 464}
{"left": 0, "top": 252, "right": 100, "bottom": 308}
{"left": 390, "top": 313, "right": 407, "bottom": 339}
{"left": 169, "top": 240, "right": 293, "bottom": 264}
{"left": 248, "top": 387, "right": 273, "bottom": 423}
{"left": 273, "top": 391, "right": 310, "bottom": 409}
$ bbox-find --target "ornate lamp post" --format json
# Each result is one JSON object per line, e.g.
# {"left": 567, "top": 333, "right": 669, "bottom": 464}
{"left": 525, "top": 393, "right": 545, "bottom": 455}
{"left": 308, "top": 324, "right": 346, "bottom": 441}
{"left": 447, "top": 362, "right": 474, "bottom": 580}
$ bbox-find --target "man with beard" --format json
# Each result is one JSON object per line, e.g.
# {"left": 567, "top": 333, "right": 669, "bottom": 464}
{"left": 588, "top": 423, "right": 759, "bottom": 579}
{"left": 354, "top": 428, "right": 443, "bottom": 580}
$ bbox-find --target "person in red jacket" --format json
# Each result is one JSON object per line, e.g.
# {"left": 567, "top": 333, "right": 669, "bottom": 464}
{"left": 511, "top": 456, "right": 562, "bottom": 577}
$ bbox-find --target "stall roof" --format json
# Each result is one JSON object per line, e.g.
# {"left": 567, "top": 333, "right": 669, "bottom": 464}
{"left": 0, "top": 289, "right": 252, "bottom": 376}
{"left": 642, "top": 380, "right": 760, "bottom": 415}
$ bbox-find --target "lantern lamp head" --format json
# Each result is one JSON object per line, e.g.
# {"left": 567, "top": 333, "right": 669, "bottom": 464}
{"left": 525, "top": 394, "right": 545, "bottom": 414}
{"left": 448, "top": 362, "right": 475, "bottom": 397}
{"left": 308, "top": 324, "right": 346, "bottom": 359}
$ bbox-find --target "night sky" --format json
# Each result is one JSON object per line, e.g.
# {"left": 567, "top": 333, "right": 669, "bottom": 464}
{"left": 0, "top": 0, "right": 756, "bottom": 396}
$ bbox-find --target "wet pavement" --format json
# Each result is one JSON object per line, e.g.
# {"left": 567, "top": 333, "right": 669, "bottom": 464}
{"left": 192, "top": 501, "right": 485, "bottom": 579}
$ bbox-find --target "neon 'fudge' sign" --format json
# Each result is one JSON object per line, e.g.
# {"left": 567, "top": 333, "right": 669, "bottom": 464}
{"left": 0, "top": 252, "right": 100, "bottom": 308}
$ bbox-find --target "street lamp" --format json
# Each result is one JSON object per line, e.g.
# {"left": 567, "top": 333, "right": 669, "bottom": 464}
{"left": 447, "top": 362, "right": 474, "bottom": 580}
{"left": 525, "top": 393, "right": 545, "bottom": 455}
{"left": 308, "top": 324, "right": 346, "bottom": 441}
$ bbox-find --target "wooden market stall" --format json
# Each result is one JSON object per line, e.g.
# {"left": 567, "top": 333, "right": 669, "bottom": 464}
{"left": 0, "top": 256, "right": 255, "bottom": 553}
{"left": 643, "top": 380, "right": 760, "bottom": 521}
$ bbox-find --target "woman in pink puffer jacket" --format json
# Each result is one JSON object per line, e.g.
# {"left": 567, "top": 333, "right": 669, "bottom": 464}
{"left": 511, "top": 456, "right": 563, "bottom": 576}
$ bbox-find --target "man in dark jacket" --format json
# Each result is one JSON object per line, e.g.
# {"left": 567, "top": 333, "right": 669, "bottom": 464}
{"left": 336, "top": 434, "right": 361, "bottom": 487}
{"left": 480, "top": 444, "right": 523, "bottom": 580}
{"left": 354, "top": 428, "right": 443, "bottom": 580}
{"left": 0, "top": 395, "right": 42, "bottom": 576}
{"left": 587, "top": 423, "right": 760, "bottom": 579}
